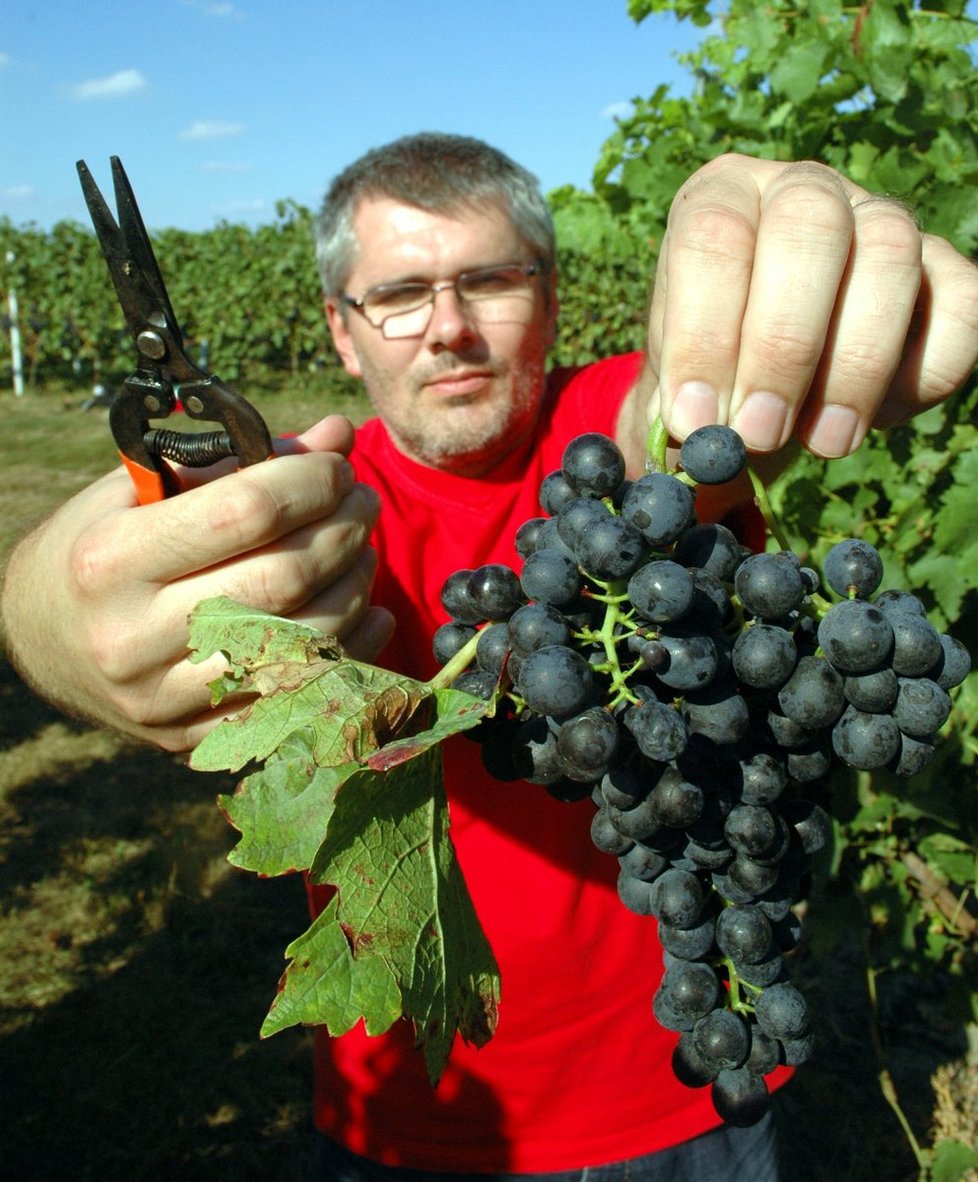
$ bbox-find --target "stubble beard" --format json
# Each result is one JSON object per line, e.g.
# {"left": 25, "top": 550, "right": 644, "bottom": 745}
{"left": 365, "top": 353, "right": 548, "bottom": 474}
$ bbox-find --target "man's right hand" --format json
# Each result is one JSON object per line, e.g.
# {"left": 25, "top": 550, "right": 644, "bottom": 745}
{"left": 1, "top": 414, "right": 394, "bottom": 752}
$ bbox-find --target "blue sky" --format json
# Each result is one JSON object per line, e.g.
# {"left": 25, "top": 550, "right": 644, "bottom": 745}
{"left": 0, "top": 1, "right": 705, "bottom": 232}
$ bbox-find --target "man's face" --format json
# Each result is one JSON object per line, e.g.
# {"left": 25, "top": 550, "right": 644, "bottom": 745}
{"left": 325, "top": 196, "right": 557, "bottom": 476}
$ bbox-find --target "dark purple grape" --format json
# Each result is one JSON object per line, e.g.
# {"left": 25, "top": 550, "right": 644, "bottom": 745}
{"left": 679, "top": 424, "right": 748, "bottom": 485}
{"left": 623, "top": 699, "right": 689, "bottom": 761}
{"left": 843, "top": 667, "right": 899, "bottom": 713}
{"left": 440, "top": 568, "right": 484, "bottom": 624}
{"left": 889, "top": 612, "right": 944, "bottom": 677}
{"left": 517, "top": 644, "right": 594, "bottom": 719}
{"left": 649, "top": 867, "right": 706, "bottom": 928}
{"left": 573, "top": 513, "right": 646, "bottom": 580}
{"left": 520, "top": 549, "right": 582, "bottom": 607}
{"left": 561, "top": 432, "right": 626, "bottom": 498}
{"left": 732, "top": 623, "right": 798, "bottom": 689}
{"left": 754, "top": 981, "right": 810, "bottom": 1040}
{"left": 818, "top": 599, "right": 894, "bottom": 674}
{"left": 507, "top": 602, "right": 573, "bottom": 656}
{"left": 823, "top": 538, "right": 884, "bottom": 598}
{"left": 929, "top": 633, "right": 971, "bottom": 690}
{"left": 555, "top": 706, "right": 619, "bottom": 781}
{"left": 673, "top": 1033, "right": 720, "bottom": 1087}
{"left": 433, "top": 621, "right": 477, "bottom": 665}
{"left": 627, "top": 560, "right": 695, "bottom": 623}
{"left": 620, "top": 472, "right": 697, "bottom": 546}
{"left": 715, "top": 903, "right": 774, "bottom": 964}
{"left": 514, "top": 516, "right": 547, "bottom": 559}
{"left": 735, "top": 552, "right": 805, "bottom": 620}
{"left": 538, "top": 469, "right": 577, "bottom": 515}
{"left": 693, "top": 1009, "right": 751, "bottom": 1071}
{"left": 467, "top": 563, "right": 523, "bottom": 620}
{"left": 777, "top": 655, "right": 846, "bottom": 730}
{"left": 892, "top": 677, "right": 951, "bottom": 739}
{"left": 713, "top": 1067, "right": 770, "bottom": 1127}
{"left": 674, "top": 523, "right": 743, "bottom": 581}
{"left": 832, "top": 704, "right": 901, "bottom": 769}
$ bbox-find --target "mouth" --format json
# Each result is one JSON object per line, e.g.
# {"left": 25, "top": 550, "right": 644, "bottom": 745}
{"left": 423, "top": 369, "right": 496, "bottom": 398}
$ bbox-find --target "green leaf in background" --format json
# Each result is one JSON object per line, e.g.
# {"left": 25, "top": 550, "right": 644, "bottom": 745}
{"left": 931, "top": 1136, "right": 978, "bottom": 1182}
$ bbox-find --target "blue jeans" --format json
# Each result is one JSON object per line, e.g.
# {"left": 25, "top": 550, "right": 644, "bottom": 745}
{"left": 305, "top": 1113, "right": 780, "bottom": 1181}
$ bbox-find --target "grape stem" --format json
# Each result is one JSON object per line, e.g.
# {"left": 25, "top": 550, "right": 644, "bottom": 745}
{"left": 861, "top": 938, "right": 928, "bottom": 1172}
{"left": 644, "top": 413, "right": 670, "bottom": 475}
{"left": 747, "top": 464, "right": 792, "bottom": 553}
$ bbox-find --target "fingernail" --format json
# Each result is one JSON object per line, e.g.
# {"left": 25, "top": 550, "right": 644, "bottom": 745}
{"left": 806, "top": 404, "right": 861, "bottom": 457}
{"left": 733, "top": 392, "right": 790, "bottom": 452}
{"left": 670, "top": 381, "right": 718, "bottom": 440}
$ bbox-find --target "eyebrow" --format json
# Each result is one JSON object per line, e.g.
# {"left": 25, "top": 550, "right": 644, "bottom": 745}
{"left": 364, "top": 259, "right": 527, "bottom": 290}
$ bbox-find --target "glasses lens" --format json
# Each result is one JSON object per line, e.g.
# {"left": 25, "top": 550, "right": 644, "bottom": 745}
{"left": 362, "top": 283, "right": 431, "bottom": 327}
{"left": 381, "top": 303, "right": 435, "bottom": 340}
{"left": 367, "top": 264, "right": 540, "bottom": 339}
{"left": 458, "top": 265, "right": 534, "bottom": 301}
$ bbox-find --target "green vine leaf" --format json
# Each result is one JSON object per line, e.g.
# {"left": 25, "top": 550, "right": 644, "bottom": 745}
{"left": 186, "top": 596, "right": 499, "bottom": 1084}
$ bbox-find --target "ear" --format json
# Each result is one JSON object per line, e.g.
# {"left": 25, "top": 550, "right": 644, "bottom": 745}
{"left": 325, "top": 297, "right": 363, "bottom": 378}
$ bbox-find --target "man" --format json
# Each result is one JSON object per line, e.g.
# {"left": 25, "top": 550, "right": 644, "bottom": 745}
{"left": 3, "top": 133, "right": 977, "bottom": 1180}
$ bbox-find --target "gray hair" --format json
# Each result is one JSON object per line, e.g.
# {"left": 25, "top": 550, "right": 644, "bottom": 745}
{"left": 314, "top": 132, "right": 556, "bottom": 297}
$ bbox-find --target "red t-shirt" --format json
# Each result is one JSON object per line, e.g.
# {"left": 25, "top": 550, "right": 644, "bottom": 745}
{"left": 309, "top": 353, "right": 780, "bottom": 1172}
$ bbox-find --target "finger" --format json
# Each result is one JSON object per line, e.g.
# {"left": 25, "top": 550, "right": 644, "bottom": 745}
{"left": 113, "top": 539, "right": 387, "bottom": 738}
{"left": 727, "top": 163, "right": 856, "bottom": 452}
{"left": 792, "top": 197, "right": 922, "bottom": 457}
{"left": 276, "top": 413, "right": 356, "bottom": 457}
{"left": 873, "top": 234, "right": 978, "bottom": 429}
{"left": 340, "top": 606, "right": 397, "bottom": 663}
{"left": 655, "top": 166, "right": 761, "bottom": 440}
{"left": 157, "top": 479, "right": 382, "bottom": 626}
{"left": 114, "top": 450, "right": 360, "bottom": 584}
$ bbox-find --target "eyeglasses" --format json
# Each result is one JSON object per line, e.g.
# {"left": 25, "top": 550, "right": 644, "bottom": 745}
{"left": 340, "top": 261, "right": 544, "bottom": 340}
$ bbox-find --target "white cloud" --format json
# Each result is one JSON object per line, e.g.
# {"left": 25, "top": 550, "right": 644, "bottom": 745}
{"left": 198, "top": 160, "right": 252, "bottom": 172}
{"left": 179, "top": 119, "right": 246, "bottom": 140}
{"left": 601, "top": 101, "right": 634, "bottom": 121}
{"left": 71, "top": 68, "right": 148, "bottom": 101}
{"left": 0, "top": 53, "right": 10, "bottom": 68}
{"left": 2, "top": 184, "right": 34, "bottom": 200}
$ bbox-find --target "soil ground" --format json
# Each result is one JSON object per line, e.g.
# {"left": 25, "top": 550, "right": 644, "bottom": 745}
{"left": 1, "top": 380, "right": 974, "bottom": 1179}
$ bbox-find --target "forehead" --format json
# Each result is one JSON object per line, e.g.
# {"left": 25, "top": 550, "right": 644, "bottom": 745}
{"left": 347, "top": 195, "right": 525, "bottom": 287}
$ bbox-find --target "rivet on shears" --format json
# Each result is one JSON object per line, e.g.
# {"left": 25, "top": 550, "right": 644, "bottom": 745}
{"left": 137, "top": 330, "right": 166, "bottom": 360}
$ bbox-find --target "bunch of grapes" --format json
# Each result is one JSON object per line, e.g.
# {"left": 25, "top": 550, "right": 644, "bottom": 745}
{"left": 432, "top": 426, "right": 970, "bottom": 1126}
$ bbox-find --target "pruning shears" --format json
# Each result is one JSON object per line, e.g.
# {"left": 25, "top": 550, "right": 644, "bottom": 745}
{"left": 77, "top": 156, "right": 274, "bottom": 504}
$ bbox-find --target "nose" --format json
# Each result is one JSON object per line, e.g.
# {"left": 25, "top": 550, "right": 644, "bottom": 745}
{"left": 424, "top": 284, "right": 479, "bottom": 352}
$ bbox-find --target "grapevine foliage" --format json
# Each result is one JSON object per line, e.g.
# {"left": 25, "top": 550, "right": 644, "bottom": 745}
{"left": 186, "top": 597, "right": 499, "bottom": 1084}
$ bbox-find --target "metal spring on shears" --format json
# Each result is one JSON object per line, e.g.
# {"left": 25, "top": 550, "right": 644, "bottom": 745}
{"left": 144, "top": 428, "right": 235, "bottom": 467}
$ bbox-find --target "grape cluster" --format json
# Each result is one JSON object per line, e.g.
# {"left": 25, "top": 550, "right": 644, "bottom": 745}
{"left": 433, "top": 425, "right": 970, "bottom": 1126}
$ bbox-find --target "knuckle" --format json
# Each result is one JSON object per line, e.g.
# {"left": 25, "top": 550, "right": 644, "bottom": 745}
{"left": 750, "top": 318, "right": 825, "bottom": 380}
{"left": 853, "top": 201, "right": 923, "bottom": 269}
{"left": 833, "top": 338, "right": 899, "bottom": 389}
{"left": 85, "top": 615, "right": 150, "bottom": 689}
{"left": 766, "top": 179, "right": 854, "bottom": 242}
{"left": 206, "top": 475, "right": 284, "bottom": 547}
{"left": 669, "top": 202, "right": 758, "bottom": 269}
